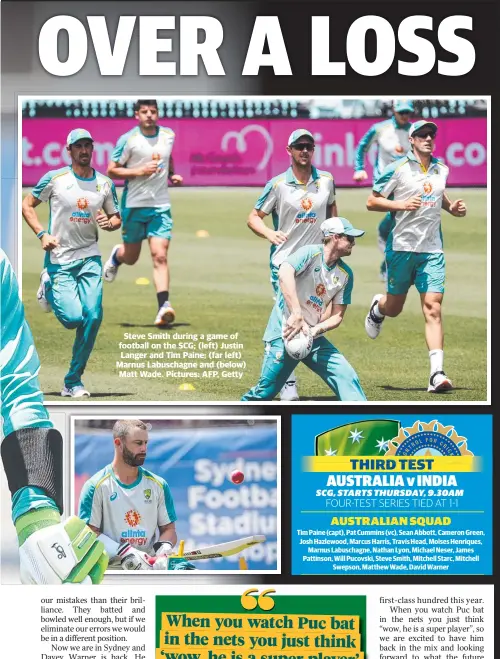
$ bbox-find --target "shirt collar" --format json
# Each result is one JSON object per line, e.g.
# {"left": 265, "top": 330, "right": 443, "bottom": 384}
{"left": 406, "top": 150, "right": 439, "bottom": 166}
{"left": 285, "top": 165, "right": 320, "bottom": 185}
{"left": 392, "top": 116, "right": 411, "bottom": 131}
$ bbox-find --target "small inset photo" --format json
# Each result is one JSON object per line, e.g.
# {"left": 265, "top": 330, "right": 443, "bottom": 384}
{"left": 71, "top": 416, "right": 279, "bottom": 574}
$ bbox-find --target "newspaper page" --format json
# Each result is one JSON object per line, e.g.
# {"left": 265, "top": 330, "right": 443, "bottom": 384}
{"left": 0, "top": 2, "right": 493, "bottom": 658}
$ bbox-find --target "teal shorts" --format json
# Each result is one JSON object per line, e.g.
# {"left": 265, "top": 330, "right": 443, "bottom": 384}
{"left": 121, "top": 206, "right": 173, "bottom": 244}
{"left": 270, "top": 263, "right": 279, "bottom": 296}
{"left": 386, "top": 250, "right": 445, "bottom": 295}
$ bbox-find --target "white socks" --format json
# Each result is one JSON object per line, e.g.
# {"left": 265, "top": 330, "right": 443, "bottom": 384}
{"left": 373, "top": 303, "right": 385, "bottom": 320}
{"left": 429, "top": 349, "right": 444, "bottom": 375}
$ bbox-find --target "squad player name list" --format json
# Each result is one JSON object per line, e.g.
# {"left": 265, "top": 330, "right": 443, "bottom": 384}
{"left": 115, "top": 332, "right": 247, "bottom": 380}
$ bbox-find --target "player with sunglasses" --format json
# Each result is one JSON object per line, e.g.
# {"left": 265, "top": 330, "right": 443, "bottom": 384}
{"left": 364, "top": 120, "right": 467, "bottom": 393}
{"left": 247, "top": 129, "right": 337, "bottom": 401}
{"left": 353, "top": 100, "right": 414, "bottom": 281}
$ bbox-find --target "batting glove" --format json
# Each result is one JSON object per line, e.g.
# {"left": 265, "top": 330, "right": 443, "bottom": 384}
{"left": 117, "top": 543, "right": 155, "bottom": 570}
{"left": 153, "top": 540, "right": 175, "bottom": 558}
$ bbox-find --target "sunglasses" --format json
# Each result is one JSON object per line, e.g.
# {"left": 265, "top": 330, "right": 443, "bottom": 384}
{"left": 397, "top": 110, "right": 411, "bottom": 115}
{"left": 338, "top": 233, "right": 355, "bottom": 243}
{"left": 292, "top": 142, "right": 315, "bottom": 151}
{"left": 413, "top": 131, "right": 436, "bottom": 139}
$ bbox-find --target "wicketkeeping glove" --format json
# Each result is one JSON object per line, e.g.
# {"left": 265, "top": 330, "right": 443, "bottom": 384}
{"left": 15, "top": 508, "right": 108, "bottom": 584}
{"left": 117, "top": 543, "right": 155, "bottom": 570}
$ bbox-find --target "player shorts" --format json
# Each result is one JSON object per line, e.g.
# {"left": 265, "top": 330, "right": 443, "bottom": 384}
{"left": 121, "top": 206, "right": 173, "bottom": 244}
{"left": 386, "top": 249, "right": 445, "bottom": 295}
{"left": 270, "top": 263, "right": 279, "bottom": 296}
{"left": 241, "top": 336, "right": 366, "bottom": 402}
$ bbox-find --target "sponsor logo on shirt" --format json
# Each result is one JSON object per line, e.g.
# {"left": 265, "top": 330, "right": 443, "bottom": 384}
{"left": 144, "top": 489, "right": 152, "bottom": 503}
{"left": 110, "top": 492, "right": 118, "bottom": 501}
{"left": 301, "top": 197, "right": 313, "bottom": 212}
{"left": 121, "top": 509, "right": 147, "bottom": 545}
{"left": 306, "top": 295, "right": 324, "bottom": 313}
{"left": 125, "top": 510, "right": 142, "bottom": 527}
{"left": 316, "top": 284, "right": 326, "bottom": 297}
{"left": 71, "top": 198, "right": 92, "bottom": 223}
{"left": 294, "top": 195, "right": 317, "bottom": 223}
{"left": 120, "top": 530, "right": 147, "bottom": 546}
{"left": 423, "top": 181, "right": 433, "bottom": 194}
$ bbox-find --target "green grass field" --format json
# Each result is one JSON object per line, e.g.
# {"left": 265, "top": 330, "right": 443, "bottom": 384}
{"left": 21, "top": 187, "right": 488, "bottom": 402}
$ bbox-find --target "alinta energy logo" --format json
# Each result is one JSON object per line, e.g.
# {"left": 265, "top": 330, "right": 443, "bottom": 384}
{"left": 76, "top": 197, "right": 89, "bottom": 210}
{"left": 316, "top": 283, "right": 326, "bottom": 297}
{"left": 423, "top": 181, "right": 433, "bottom": 195}
{"left": 315, "top": 419, "right": 473, "bottom": 457}
{"left": 301, "top": 197, "right": 313, "bottom": 212}
{"left": 124, "top": 510, "right": 142, "bottom": 527}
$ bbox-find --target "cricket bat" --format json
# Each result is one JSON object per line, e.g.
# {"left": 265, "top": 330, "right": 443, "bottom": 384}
{"left": 181, "top": 535, "right": 266, "bottom": 561}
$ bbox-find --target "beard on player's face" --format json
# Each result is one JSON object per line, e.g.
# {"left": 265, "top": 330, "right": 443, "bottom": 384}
{"left": 121, "top": 442, "right": 146, "bottom": 466}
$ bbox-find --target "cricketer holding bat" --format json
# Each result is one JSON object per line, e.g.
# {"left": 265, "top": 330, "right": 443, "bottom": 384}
{"left": 0, "top": 248, "right": 108, "bottom": 584}
{"left": 78, "top": 418, "right": 194, "bottom": 570}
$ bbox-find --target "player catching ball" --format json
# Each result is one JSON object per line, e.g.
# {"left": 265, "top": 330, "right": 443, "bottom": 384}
{"left": 242, "top": 218, "right": 367, "bottom": 402}
{"left": 364, "top": 120, "right": 467, "bottom": 393}
{"left": 247, "top": 129, "right": 338, "bottom": 401}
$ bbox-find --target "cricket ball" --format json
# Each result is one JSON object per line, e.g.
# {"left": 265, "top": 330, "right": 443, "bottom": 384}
{"left": 231, "top": 470, "right": 245, "bottom": 484}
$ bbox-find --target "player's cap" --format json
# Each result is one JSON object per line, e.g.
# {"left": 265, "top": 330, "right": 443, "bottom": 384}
{"left": 409, "top": 120, "right": 438, "bottom": 137}
{"left": 393, "top": 99, "right": 414, "bottom": 113}
{"left": 321, "top": 217, "right": 365, "bottom": 238}
{"left": 288, "top": 129, "right": 315, "bottom": 146}
{"left": 67, "top": 129, "right": 94, "bottom": 146}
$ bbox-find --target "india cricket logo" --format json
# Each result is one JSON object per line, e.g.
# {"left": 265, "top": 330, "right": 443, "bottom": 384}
{"left": 385, "top": 420, "right": 473, "bottom": 457}
{"left": 301, "top": 197, "right": 313, "bottom": 211}
{"left": 315, "top": 419, "right": 473, "bottom": 457}
{"left": 76, "top": 197, "right": 89, "bottom": 210}
{"left": 124, "top": 510, "right": 142, "bottom": 527}
{"left": 423, "top": 181, "right": 433, "bottom": 195}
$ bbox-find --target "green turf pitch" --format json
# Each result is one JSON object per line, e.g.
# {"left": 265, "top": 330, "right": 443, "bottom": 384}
{"left": 21, "top": 187, "right": 488, "bottom": 402}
